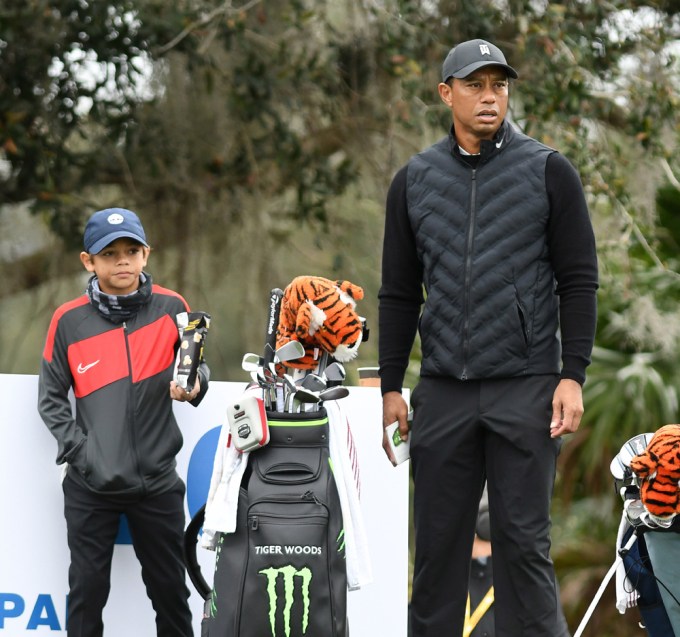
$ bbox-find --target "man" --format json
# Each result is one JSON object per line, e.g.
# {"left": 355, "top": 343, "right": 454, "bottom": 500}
{"left": 378, "top": 39, "right": 598, "bottom": 636}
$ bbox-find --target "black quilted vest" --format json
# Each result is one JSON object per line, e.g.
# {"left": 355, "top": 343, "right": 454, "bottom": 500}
{"left": 406, "top": 123, "right": 561, "bottom": 380}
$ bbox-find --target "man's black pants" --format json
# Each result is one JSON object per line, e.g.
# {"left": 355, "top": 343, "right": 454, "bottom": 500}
{"left": 62, "top": 473, "right": 193, "bottom": 636}
{"left": 409, "top": 375, "right": 571, "bottom": 637}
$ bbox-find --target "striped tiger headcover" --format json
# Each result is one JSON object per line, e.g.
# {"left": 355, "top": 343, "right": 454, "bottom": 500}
{"left": 276, "top": 275, "right": 364, "bottom": 370}
{"left": 630, "top": 423, "right": 680, "bottom": 522}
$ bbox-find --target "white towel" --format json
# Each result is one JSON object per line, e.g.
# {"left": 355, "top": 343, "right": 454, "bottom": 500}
{"left": 200, "top": 386, "right": 258, "bottom": 549}
{"left": 200, "top": 426, "right": 249, "bottom": 549}
{"left": 326, "top": 399, "right": 373, "bottom": 590}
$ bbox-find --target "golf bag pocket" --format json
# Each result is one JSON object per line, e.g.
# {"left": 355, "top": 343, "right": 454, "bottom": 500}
{"left": 253, "top": 447, "right": 323, "bottom": 485}
{"left": 207, "top": 409, "right": 348, "bottom": 637}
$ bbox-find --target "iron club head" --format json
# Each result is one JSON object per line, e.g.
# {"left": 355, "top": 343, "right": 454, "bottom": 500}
{"left": 318, "top": 386, "right": 350, "bottom": 402}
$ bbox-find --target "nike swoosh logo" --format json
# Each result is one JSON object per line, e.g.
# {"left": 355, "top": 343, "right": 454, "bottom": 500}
{"left": 77, "top": 360, "right": 100, "bottom": 374}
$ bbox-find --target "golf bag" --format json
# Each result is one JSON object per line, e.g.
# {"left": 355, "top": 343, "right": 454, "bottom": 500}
{"left": 573, "top": 432, "right": 680, "bottom": 637}
{"left": 202, "top": 408, "right": 348, "bottom": 637}
{"left": 619, "top": 525, "right": 676, "bottom": 637}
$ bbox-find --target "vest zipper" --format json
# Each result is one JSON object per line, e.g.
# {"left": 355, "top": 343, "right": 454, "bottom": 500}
{"left": 461, "top": 169, "right": 477, "bottom": 380}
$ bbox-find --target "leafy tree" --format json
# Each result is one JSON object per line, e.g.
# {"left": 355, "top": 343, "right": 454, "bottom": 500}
{"left": 0, "top": 1, "right": 187, "bottom": 239}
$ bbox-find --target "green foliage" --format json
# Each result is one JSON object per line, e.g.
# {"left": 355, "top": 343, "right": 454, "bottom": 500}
{"left": 656, "top": 182, "right": 680, "bottom": 258}
{"left": 560, "top": 245, "right": 680, "bottom": 504}
{"left": 563, "top": 346, "right": 678, "bottom": 496}
{"left": 0, "top": 0, "right": 195, "bottom": 245}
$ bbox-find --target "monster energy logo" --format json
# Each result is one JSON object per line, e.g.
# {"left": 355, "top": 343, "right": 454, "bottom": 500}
{"left": 259, "top": 565, "right": 312, "bottom": 637}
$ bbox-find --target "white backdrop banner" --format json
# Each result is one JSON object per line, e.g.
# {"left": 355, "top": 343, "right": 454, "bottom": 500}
{"left": 0, "top": 374, "right": 408, "bottom": 636}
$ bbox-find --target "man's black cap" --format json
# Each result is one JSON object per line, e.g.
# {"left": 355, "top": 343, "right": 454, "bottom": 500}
{"left": 442, "top": 39, "right": 518, "bottom": 82}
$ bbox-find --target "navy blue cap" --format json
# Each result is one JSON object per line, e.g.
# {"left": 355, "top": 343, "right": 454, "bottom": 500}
{"left": 84, "top": 208, "right": 149, "bottom": 254}
{"left": 442, "top": 39, "right": 518, "bottom": 82}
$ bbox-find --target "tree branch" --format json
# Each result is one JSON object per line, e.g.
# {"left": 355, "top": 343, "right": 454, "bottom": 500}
{"left": 661, "top": 157, "right": 680, "bottom": 191}
{"left": 156, "top": 0, "right": 263, "bottom": 56}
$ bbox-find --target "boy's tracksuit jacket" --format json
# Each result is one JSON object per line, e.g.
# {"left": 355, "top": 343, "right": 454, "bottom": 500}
{"left": 38, "top": 283, "right": 208, "bottom": 497}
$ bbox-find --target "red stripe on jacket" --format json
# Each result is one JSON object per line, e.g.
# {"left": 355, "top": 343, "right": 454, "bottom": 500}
{"left": 128, "top": 315, "right": 178, "bottom": 383}
{"left": 49, "top": 285, "right": 188, "bottom": 397}
{"left": 67, "top": 316, "right": 180, "bottom": 397}
{"left": 43, "top": 296, "right": 89, "bottom": 363}
{"left": 68, "top": 328, "right": 128, "bottom": 397}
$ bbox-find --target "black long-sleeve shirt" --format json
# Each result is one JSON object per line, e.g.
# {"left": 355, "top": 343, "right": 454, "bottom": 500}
{"left": 378, "top": 145, "right": 599, "bottom": 394}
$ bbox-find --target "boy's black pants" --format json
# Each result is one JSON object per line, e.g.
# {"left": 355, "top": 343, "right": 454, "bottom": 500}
{"left": 408, "top": 375, "right": 571, "bottom": 637}
{"left": 62, "top": 473, "right": 193, "bottom": 637}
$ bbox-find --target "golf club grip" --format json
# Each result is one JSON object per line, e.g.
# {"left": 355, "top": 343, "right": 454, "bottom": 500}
{"left": 265, "top": 288, "right": 284, "bottom": 356}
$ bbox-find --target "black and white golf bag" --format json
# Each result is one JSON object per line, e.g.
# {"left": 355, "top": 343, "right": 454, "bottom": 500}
{"left": 202, "top": 408, "right": 348, "bottom": 637}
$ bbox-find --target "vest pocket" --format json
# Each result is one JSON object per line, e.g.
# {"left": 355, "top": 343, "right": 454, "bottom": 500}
{"left": 515, "top": 292, "right": 529, "bottom": 347}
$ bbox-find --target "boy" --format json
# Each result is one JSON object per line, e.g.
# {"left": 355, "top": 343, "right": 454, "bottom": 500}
{"left": 38, "top": 207, "right": 209, "bottom": 636}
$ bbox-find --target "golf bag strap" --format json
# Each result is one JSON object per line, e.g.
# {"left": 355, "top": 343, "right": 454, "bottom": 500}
{"left": 183, "top": 504, "right": 212, "bottom": 601}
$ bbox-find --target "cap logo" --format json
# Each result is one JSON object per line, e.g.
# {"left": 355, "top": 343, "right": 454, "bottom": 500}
{"left": 479, "top": 44, "right": 491, "bottom": 56}
{"left": 107, "top": 213, "right": 125, "bottom": 225}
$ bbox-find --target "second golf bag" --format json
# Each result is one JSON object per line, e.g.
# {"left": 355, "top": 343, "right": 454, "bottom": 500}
{"left": 204, "top": 408, "right": 348, "bottom": 637}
